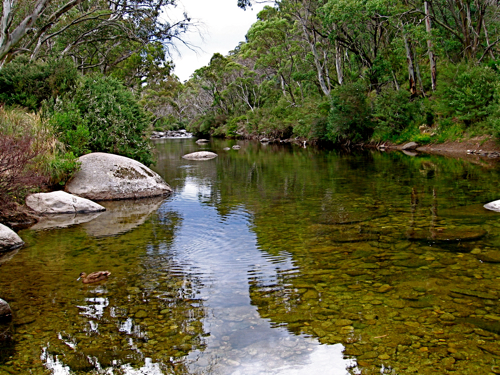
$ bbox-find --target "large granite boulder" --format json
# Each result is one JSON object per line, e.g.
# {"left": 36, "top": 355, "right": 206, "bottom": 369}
{"left": 65, "top": 153, "right": 172, "bottom": 200}
{"left": 0, "top": 224, "right": 24, "bottom": 253}
{"left": 26, "top": 191, "right": 105, "bottom": 214}
{"left": 0, "top": 299, "right": 12, "bottom": 319}
{"left": 182, "top": 151, "right": 218, "bottom": 160}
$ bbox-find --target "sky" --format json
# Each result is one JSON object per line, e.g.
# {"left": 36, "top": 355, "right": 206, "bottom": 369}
{"left": 166, "top": 0, "right": 268, "bottom": 82}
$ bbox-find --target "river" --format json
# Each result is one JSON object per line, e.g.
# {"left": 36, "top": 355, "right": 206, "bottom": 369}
{"left": 1, "top": 138, "right": 500, "bottom": 374}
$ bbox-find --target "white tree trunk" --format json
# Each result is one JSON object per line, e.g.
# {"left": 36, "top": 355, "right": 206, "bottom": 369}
{"left": 0, "top": 0, "right": 50, "bottom": 63}
{"left": 424, "top": 1, "right": 437, "bottom": 91}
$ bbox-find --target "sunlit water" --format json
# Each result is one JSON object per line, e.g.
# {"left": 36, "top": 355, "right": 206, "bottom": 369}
{"left": 1, "top": 139, "right": 500, "bottom": 374}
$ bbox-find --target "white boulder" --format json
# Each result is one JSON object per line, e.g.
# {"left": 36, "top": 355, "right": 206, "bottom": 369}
{"left": 26, "top": 191, "right": 105, "bottom": 214}
{"left": 402, "top": 142, "right": 419, "bottom": 151}
{"left": 0, "top": 298, "right": 12, "bottom": 318}
{"left": 484, "top": 200, "right": 500, "bottom": 212}
{"left": 182, "top": 151, "right": 218, "bottom": 160}
{"left": 0, "top": 224, "right": 24, "bottom": 252}
{"left": 65, "top": 153, "right": 172, "bottom": 200}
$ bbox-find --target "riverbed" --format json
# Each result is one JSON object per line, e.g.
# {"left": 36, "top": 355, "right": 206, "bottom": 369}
{"left": 1, "top": 138, "right": 500, "bottom": 374}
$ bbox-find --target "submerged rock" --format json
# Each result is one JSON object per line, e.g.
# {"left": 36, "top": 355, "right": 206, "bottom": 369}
{"left": 475, "top": 250, "right": 500, "bottom": 263}
{"left": 65, "top": 153, "right": 172, "bottom": 200}
{"left": 0, "top": 224, "right": 24, "bottom": 253}
{"left": 26, "top": 191, "right": 105, "bottom": 214}
{"left": 406, "top": 227, "right": 487, "bottom": 243}
{"left": 182, "top": 151, "right": 218, "bottom": 160}
{"left": 196, "top": 139, "right": 209, "bottom": 144}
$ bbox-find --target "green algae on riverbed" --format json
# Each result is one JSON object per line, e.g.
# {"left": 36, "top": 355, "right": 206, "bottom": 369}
{"left": 1, "top": 139, "right": 500, "bottom": 374}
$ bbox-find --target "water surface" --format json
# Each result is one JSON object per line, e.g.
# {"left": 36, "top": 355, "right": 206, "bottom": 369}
{"left": 1, "top": 139, "right": 500, "bottom": 374}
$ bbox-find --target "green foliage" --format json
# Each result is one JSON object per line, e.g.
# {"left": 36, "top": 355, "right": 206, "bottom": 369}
{"left": 46, "top": 74, "right": 153, "bottom": 165}
{"left": 372, "top": 89, "right": 422, "bottom": 141}
{"left": 45, "top": 152, "right": 81, "bottom": 187}
{"left": 47, "top": 105, "right": 90, "bottom": 156}
{"left": 433, "top": 122, "right": 464, "bottom": 143}
{"left": 410, "top": 132, "right": 433, "bottom": 144}
{"left": 486, "top": 82, "right": 500, "bottom": 139}
{"left": 435, "top": 64, "right": 497, "bottom": 125}
{"left": 326, "top": 82, "right": 373, "bottom": 143}
{"left": 0, "top": 57, "right": 78, "bottom": 111}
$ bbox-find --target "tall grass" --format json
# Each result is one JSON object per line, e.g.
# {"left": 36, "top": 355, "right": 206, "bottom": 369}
{"left": 0, "top": 107, "right": 79, "bottom": 213}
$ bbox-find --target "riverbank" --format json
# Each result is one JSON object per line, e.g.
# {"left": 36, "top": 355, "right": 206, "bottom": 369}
{"left": 386, "top": 135, "right": 500, "bottom": 165}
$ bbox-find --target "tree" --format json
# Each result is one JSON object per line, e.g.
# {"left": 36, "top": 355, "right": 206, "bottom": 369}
{"left": 0, "top": 0, "right": 191, "bottom": 69}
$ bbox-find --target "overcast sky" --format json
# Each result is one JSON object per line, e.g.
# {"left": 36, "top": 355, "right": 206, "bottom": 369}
{"left": 166, "top": 0, "right": 268, "bottom": 82}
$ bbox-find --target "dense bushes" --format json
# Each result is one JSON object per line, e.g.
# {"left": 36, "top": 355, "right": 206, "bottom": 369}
{"left": 46, "top": 74, "right": 153, "bottom": 166}
{"left": 0, "top": 58, "right": 78, "bottom": 111}
{"left": 326, "top": 82, "right": 373, "bottom": 143}
{"left": 435, "top": 64, "right": 497, "bottom": 126}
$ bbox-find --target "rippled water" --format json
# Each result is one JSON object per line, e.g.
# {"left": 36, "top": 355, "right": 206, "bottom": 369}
{"left": 2, "top": 139, "right": 500, "bottom": 374}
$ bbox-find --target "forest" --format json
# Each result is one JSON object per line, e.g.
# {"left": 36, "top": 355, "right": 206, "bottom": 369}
{"left": 172, "top": 0, "right": 500, "bottom": 146}
{"left": 1, "top": 0, "right": 500, "bottom": 216}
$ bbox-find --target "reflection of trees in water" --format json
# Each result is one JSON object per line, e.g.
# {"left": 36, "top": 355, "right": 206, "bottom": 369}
{"left": 42, "top": 208, "right": 209, "bottom": 374}
{"left": 0, "top": 206, "right": 210, "bottom": 374}
{"left": 44, "top": 265, "right": 208, "bottom": 373}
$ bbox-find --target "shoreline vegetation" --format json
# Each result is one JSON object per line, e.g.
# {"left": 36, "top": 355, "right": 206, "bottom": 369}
{"left": 2, "top": 0, "right": 500, "bottom": 224}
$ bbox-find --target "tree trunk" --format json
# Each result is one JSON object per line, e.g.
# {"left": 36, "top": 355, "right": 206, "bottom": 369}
{"left": 299, "top": 16, "right": 331, "bottom": 97}
{"left": 335, "top": 42, "right": 343, "bottom": 85}
{"left": 425, "top": 1, "right": 437, "bottom": 91}
{"left": 0, "top": 0, "right": 50, "bottom": 64}
{"left": 402, "top": 25, "right": 417, "bottom": 96}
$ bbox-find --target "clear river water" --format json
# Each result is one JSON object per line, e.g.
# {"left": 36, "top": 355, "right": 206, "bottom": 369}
{"left": 2, "top": 138, "right": 500, "bottom": 375}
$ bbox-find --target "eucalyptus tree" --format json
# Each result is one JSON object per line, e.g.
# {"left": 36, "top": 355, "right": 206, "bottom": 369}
{"left": 320, "top": 0, "right": 398, "bottom": 92}
{"left": 279, "top": 0, "right": 335, "bottom": 96}
{"left": 0, "top": 0, "right": 191, "bottom": 69}
{"left": 412, "top": 0, "right": 500, "bottom": 61}
{"left": 243, "top": 6, "right": 303, "bottom": 105}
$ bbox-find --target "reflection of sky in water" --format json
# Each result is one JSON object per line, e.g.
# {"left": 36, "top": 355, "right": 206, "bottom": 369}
{"left": 42, "top": 349, "right": 163, "bottom": 375}
{"left": 43, "top": 177, "right": 359, "bottom": 374}
{"left": 159, "top": 177, "right": 360, "bottom": 374}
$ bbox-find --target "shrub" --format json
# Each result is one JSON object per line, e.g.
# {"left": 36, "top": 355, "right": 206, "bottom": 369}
{"left": 435, "top": 64, "right": 497, "bottom": 126}
{"left": 0, "top": 108, "right": 49, "bottom": 209}
{"left": 0, "top": 57, "right": 78, "bottom": 111}
{"left": 47, "top": 105, "right": 90, "bottom": 156}
{"left": 47, "top": 74, "right": 153, "bottom": 165}
{"left": 373, "top": 88, "right": 421, "bottom": 138}
{"left": 0, "top": 108, "right": 81, "bottom": 198}
{"left": 326, "top": 82, "right": 373, "bottom": 143}
{"left": 44, "top": 152, "right": 81, "bottom": 187}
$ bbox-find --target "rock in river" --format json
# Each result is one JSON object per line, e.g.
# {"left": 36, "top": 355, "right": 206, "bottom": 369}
{"left": 402, "top": 141, "right": 419, "bottom": 150}
{"left": 484, "top": 200, "right": 500, "bottom": 212}
{"left": 26, "top": 191, "right": 105, "bottom": 214}
{"left": 65, "top": 153, "right": 172, "bottom": 200}
{"left": 0, "top": 298, "right": 12, "bottom": 319}
{"left": 0, "top": 224, "right": 24, "bottom": 253}
{"left": 182, "top": 151, "right": 218, "bottom": 160}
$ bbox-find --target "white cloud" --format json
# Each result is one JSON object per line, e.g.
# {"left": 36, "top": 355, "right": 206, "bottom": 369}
{"left": 165, "top": 0, "right": 268, "bottom": 82}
